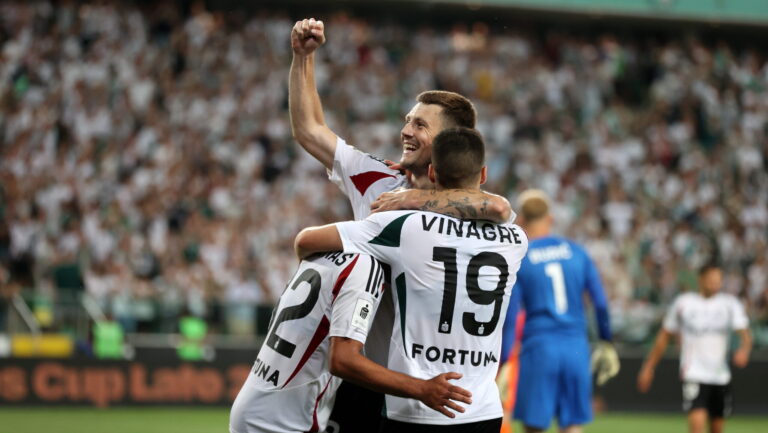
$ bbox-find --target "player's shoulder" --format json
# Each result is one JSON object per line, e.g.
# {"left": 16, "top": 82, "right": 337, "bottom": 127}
{"left": 368, "top": 209, "right": 419, "bottom": 223}
{"left": 558, "top": 237, "right": 589, "bottom": 255}
{"left": 714, "top": 292, "right": 743, "bottom": 306}
{"left": 528, "top": 234, "right": 566, "bottom": 245}
{"left": 336, "top": 138, "right": 401, "bottom": 173}
{"left": 304, "top": 251, "right": 363, "bottom": 273}
{"left": 673, "top": 291, "right": 700, "bottom": 305}
{"left": 527, "top": 235, "right": 578, "bottom": 256}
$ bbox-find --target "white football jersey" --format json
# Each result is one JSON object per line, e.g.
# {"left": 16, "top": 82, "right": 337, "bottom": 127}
{"left": 230, "top": 253, "right": 386, "bottom": 433}
{"left": 328, "top": 138, "right": 408, "bottom": 221}
{"left": 328, "top": 137, "right": 408, "bottom": 367}
{"left": 663, "top": 292, "right": 749, "bottom": 385}
{"left": 337, "top": 210, "right": 528, "bottom": 424}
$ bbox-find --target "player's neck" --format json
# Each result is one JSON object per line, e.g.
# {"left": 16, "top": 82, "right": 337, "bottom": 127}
{"left": 524, "top": 222, "right": 551, "bottom": 239}
{"left": 434, "top": 185, "right": 480, "bottom": 192}
{"left": 408, "top": 171, "right": 434, "bottom": 190}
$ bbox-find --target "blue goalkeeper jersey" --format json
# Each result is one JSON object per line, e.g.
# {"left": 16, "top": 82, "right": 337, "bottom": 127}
{"left": 501, "top": 235, "right": 611, "bottom": 363}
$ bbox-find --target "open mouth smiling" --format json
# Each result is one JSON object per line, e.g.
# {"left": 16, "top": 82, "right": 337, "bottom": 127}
{"left": 403, "top": 142, "right": 418, "bottom": 154}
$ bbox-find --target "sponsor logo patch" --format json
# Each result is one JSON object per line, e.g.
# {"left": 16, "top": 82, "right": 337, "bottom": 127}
{"left": 351, "top": 298, "right": 372, "bottom": 330}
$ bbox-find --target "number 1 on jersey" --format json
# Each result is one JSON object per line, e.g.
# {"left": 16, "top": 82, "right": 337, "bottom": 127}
{"left": 544, "top": 262, "right": 568, "bottom": 314}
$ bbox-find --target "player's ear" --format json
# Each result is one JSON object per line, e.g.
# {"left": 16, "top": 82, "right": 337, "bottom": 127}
{"left": 428, "top": 164, "right": 436, "bottom": 184}
{"left": 479, "top": 166, "right": 487, "bottom": 185}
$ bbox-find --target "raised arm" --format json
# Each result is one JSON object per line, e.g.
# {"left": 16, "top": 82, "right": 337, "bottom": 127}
{"left": 330, "top": 337, "right": 472, "bottom": 418}
{"left": 289, "top": 18, "right": 337, "bottom": 169}
{"left": 370, "top": 189, "right": 512, "bottom": 223}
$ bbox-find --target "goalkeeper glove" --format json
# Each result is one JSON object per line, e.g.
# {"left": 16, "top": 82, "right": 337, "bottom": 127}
{"left": 591, "top": 341, "right": 620, "bottom": 386}
{"left": 496, "top": 362, "right": 511, "bottom": 400}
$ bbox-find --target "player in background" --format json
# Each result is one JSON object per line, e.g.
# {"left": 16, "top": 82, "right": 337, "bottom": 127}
{"left": 637, "top": 263, "right": 752, "bottom": 433}
{"left": 295, "top": 127, "right": 529, "bottom": 433}
{"left": 229, "top": 252, "right": 471, "bottom": 433}
{"left": 289, "top": 18, "right": 514, "bottom": 432}
{"left": 499, "top": 189, "right": 619, "bottom": 433}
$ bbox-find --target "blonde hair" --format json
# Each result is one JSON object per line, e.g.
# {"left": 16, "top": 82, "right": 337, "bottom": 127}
{"left": 517, "top": 189, "right": 550, "bottom": 223}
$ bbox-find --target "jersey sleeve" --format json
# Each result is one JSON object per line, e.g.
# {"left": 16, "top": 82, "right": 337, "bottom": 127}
{"left": 335, "top": 212, "right": 411, "bottom": 265}
{"left": 730, "top": 296, "right": 749, "bottom": 330}
{"left": 328, "top": 138, "right": 404, "bottom": 219}
{"left": 662, "top": 295, "right": 683, "bottom": 333}
{"left": 582, "top": 249, "right": 612, "bottom": 341}
{"left": 329, "top": 255, "right": 385, "bottom": 344}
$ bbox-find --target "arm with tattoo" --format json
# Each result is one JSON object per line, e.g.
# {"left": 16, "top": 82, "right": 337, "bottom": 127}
{"left": 370, "top": 189, "right": 513, "bottom": 223}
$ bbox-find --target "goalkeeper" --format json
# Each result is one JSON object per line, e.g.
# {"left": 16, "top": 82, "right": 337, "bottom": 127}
{"left": 498, "top": 190, "right": 619, "bottom": 433}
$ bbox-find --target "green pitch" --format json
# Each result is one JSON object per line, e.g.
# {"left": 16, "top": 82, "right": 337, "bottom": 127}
{"left": 0, "top": 408, "right": 765, "bottom": 433}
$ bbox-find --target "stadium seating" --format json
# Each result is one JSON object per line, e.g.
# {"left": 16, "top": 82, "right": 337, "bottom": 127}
{"left": 0, "top": 0, "right": 765, "bottom": 349}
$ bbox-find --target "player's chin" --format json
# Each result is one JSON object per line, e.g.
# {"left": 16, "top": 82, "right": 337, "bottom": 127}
{"left": 399, "top": 155, "right": 415, "bottom": 169}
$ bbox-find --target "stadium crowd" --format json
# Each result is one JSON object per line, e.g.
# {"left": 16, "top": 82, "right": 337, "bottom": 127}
{"left": 0, "top": 1, "right": 766, "bottom": 344}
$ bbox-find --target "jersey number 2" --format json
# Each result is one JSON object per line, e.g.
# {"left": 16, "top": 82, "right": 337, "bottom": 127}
{"left": 265, "top": 269, "right": 322, "bottom": 358}
{"left": 434, "top": 247, "right": 508, "bottom": 336}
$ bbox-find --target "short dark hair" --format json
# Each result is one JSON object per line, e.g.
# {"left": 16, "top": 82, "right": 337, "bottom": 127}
{"left": 698, "top": 262, "right": 721, "bottom": 276}
{"left": 417, "top": 91, "right": 476, "bottom": 128}
{"left": 431, "top": 127, "right": 485, "bottom": 189}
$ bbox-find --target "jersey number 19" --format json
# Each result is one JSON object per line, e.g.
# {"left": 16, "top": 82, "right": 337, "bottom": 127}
{"left": 433, "top": 247, "right": 509, "bottom": 336}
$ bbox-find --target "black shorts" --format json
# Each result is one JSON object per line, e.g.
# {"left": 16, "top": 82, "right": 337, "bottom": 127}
{"left": 682, "top": 382, "right": 732, "bottom": 418}
{"left": 326, "top": 381, "right": 384, "bottom": 433}
{"left": 380, "top": 417, "right": 502, "bottom": 433}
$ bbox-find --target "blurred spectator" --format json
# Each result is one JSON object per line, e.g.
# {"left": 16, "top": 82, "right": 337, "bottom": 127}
{"left": 0, "top": 1, "right": 766, "bottom": 346}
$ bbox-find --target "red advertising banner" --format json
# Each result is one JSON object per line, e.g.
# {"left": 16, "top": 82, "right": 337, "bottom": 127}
{"left": 0, "top": 358, "right": 252, "bottom": 407}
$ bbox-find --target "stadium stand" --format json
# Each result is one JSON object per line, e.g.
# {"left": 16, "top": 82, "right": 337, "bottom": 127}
{"left": 0, "top": 0, "right": 766, "bottom": 351}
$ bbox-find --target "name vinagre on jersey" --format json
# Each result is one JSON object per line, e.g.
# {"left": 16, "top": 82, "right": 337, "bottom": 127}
{"left": 420, "top": 214, "right": 523, "bottom": 244}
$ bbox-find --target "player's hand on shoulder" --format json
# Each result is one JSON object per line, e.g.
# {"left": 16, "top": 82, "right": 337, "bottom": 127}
{"left": 383, "top": 159, "right": 405, "bottom": 173}
{"left": 418, "top": 372, "right": 472, "bottom": 418}
{"left": 291, "top": 18, "right": 326, "bottom": 56}
{"left": 370, "top": 188, "right": 420, "bottom": 214}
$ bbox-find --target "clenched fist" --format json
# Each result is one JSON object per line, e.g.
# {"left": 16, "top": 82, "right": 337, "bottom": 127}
{"left": 291, "top": 18, "right": 326, "bottom": 56}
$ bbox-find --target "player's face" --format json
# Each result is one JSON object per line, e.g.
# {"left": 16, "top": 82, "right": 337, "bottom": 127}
{"left": 699, "top": 268, "right": 722, "bottom": 297}
{"left": 399, "top": 103, "right": 446, "bottom": 171}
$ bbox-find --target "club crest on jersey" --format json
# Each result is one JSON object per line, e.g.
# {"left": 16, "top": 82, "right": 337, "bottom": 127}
{"left": 351, "top": 298, "right": 372, "bottom": 330}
